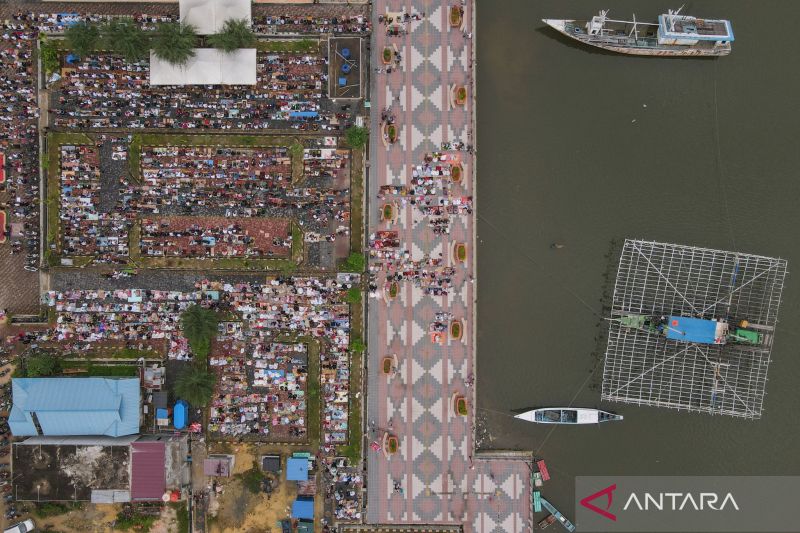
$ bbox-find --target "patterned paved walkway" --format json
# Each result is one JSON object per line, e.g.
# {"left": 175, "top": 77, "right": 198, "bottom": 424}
{"left": 366, "top": 1, "right": 531, "bottom": 532}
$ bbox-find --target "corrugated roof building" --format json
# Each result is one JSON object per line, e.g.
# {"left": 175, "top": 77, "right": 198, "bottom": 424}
{"left": 131, "top": 441, "right": 167, "bottom": 500}
{"left": 9, "top": 378, "right": 141, "bottom": 437}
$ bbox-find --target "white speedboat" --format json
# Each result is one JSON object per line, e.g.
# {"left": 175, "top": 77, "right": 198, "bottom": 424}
{"left": 515, "top": 407, "right": 623, "bottom": 424}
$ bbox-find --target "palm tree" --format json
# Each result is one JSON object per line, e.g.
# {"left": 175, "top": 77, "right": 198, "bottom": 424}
{"left": 174, "top": 365, "right": 216, "bottom": 407}
{"left": 207, "top": 18, "right": 256, "bottom": 53}
{"left": 65, "top": 21, "right": 100, "bottom": 58}
{"left": 102, "top": 19, "right": 150, "bottom": 63}
{"left": 181, "top": 304, "right": 218, "bottom": 347}
{"left": 151, "top": 21, "right": 197, "bottom": 66}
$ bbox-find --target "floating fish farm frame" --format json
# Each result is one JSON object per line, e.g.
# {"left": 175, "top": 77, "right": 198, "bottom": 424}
{"left": 601, "top": 239, "right": 788, "bottom": 419}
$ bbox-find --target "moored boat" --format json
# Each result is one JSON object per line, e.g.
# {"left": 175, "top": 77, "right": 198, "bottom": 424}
{"left": 543, "top": 8, "right": 733, "bottom": 57}
{"left": 515, "top": 407, "right": 623, "bottom": 424}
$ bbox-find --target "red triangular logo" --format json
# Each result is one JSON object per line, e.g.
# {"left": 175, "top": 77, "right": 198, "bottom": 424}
{"left": 580, "top": 483, "right": 617, "bottom": 521}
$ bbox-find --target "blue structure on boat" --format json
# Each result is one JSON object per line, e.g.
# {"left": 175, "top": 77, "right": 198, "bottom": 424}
{"left": 665, "top": 316, "right": 723, "bottom": 345}
{"left": 174, "top": 400, "right": 188, "bottom": 429}
{"left": 8, "top": 377, "right": 140, "bottom": 437}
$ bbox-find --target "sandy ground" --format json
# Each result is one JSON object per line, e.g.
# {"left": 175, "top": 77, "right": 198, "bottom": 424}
{"left": 207, "top": 444, "right": 299, "bottom": 533}
{"left": 34, "top": 503, "right": 119, "bottom": 533}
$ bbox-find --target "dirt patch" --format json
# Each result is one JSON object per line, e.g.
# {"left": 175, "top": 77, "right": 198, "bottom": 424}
{"left": 37, "top": 503, "right": 120, "bottom": 533}
{"left": 210, "top": 475, "right": 296, "bottom": 533}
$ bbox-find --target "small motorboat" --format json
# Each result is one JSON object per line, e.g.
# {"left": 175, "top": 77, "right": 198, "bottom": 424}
{"left": 515, "top": 407, "right": 623, "bottom": 425}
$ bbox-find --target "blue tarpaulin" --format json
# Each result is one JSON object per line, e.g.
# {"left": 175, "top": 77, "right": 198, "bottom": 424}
{"left": 286, "top": 457, "right": 309, "bottom": 480}
{"left": 289, "top": 111, "right": 318, "bottom": 118}
{"left": 665, "top": 316, "right": 721, "bottom": 344}
{"left": 292, "top": 497, "right": 314, "bottom": 520}
{"left": 174, "top": 399, "right": 188, "bottom": 429}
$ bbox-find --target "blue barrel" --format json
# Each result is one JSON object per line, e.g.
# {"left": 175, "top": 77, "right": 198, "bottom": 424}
{"left": 341, "top": 48, "right": 351, "bottom": 58}
{"left": 341, "top": 63, "right": 352, "bottom": 74}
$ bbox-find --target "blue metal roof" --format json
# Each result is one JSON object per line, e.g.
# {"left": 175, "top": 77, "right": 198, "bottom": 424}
{"left": 286, "top": 457, "right": 309, "bottom": 480}
{"left": 665, "top": 316, "right": 719, "bottom": 344}
{"left": 292, "top": 497, "right": 314, "bottom": 519}
{"left": 9, "top": 378, "right": 140, "bottom": 437}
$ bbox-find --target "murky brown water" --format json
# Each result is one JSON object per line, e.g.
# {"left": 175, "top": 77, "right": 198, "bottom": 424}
{"left": 477, "top": 0, "right": 800, "bottom": 518}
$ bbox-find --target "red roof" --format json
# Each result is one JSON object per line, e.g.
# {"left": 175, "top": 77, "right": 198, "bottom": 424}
{"left": 131, "top": 442, "right": 166, "bottom": 500}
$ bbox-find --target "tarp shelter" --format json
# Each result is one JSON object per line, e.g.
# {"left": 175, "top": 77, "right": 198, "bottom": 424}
{"left": 149, "top": 49, "right": 257, "bottom": 86}
{"left": 174, "top": 400, "right": 188, "bottom": 429}
{"left": 286, "top": 457, "right": 309, "bottom": 480}
{"left": 8, "top": 377, "right": 140, "bottom": 437}
{"left": 179, "top": 0, "right": 251, "bottom": 35}
{"left": 131, "top": 441, "right": 167, "bottom": 500}
{"left": 291, "top": 497, "right": 314, "bottom": 520}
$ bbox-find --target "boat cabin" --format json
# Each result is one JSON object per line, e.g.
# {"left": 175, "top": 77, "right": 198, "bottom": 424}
{"left": 657, "top": 14, "right": 733, "bottom": 47}
{"left": 665, "top": 316, "right": 728, "bottom": 345}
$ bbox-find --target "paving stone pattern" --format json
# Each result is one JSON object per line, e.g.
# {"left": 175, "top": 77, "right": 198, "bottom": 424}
{"left": 366, "top": 1, "right": 531, "bottom": 532}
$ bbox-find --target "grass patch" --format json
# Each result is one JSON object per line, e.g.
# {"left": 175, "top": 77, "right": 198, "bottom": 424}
{"left": 33, "top": 502, "right": 81, "bottom": 518}
{"left": 129, "top": 133, "right": 142, "bottom": 182}
{"left": 170, "top": 502, "right": 189, "bottom": 533}
{"left": 306, "top": 339, "right": 321, "bottom": 445}
{"left": 237, "top": 461, "right": 265, "bottom": 494}
{"left": 349, "top": 147, "right": 364, "bottom": 255}
{"left": 291, "top": 222, "right": 304, "bottom": 263}
{"left": 256, "top": 38, "right": 317, "bottom": 53}
{"left": 114, "top": 509, "right": 158, "bottom": 532}
{"left": 290, "top": 139, "right": 305, "bottom": 184}
{"left": 137, "top": 133, "right": 298, "bottom": 149}
{"left": 87, "top": 365, "right": 139, "bottom": 377}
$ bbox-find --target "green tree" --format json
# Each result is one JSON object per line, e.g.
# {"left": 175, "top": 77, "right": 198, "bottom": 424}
{"left": 151, "top": 21, "right": 197, "bottom": 66}
{"left": 341, "top": 252, "right": 365, "bottom": 272}
{"left": 207, "top": 18, "right": 256, "bottom": 53}
{"left": 180, "top": 304, "right": 218, "bottom": 360}
{"left": 349, "top": 336, "right": 366, "bottom": 353}
{"left": 26, "top": 351, "right": 61, "bottom": 377}
{"left": 39, "top": 36, "right": 60, "bottom": 76}
{"left": 343, "top": 286, "right": 362, "bottom": 305}
{"left": 174, "top": 364, "right": 216, "bottom": 407}
{"left": 102, "top": 19, "right": 150, "bottom": 63}
{"left": 345, "top": 126, "right": 368, "bottom": 149}
{"left": 65, "top": 21, "right": 100, "bottom": 58}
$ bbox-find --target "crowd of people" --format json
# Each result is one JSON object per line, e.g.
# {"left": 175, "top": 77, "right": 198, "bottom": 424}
{"left": 210, "top": 340, "right": 308, "bottom": 441}
{"left": 252, "top": 14, "right": 370, "bottom": 35}
{"left": 323, "top": 458, "right": 363, "bottom": 521}
{"left": 52, "top": 52, "right": 332, "bottom": 131}
{"left": 0, "top": 18, "right": 40, "bottom": 261}
{"left": 140, "top": 217, "right": 291, "bottom": 259}
{"left": 59, "top": 144, "right": 130, "bottom": 260}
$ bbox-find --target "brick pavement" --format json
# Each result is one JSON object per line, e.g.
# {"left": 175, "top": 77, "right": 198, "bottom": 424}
{"left": 366, "top": 1, "right": 532, "bottom": 532}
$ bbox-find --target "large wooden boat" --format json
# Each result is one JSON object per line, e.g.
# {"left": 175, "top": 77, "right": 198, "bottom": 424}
{"left": 543, "top": 8, "right": 733, "bottom": 57}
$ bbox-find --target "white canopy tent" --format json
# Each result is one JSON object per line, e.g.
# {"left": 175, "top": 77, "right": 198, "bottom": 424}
{"left": 149, "top": 48, "right": 257, "bottom": 85}
{"left": 179, "top": 0, "right": 252, "bottom": 35}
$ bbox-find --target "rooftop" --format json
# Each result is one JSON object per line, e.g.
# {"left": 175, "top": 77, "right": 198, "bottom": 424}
{"left": 179, "top": 0, "right": 252, "bottom": 35}
{"left": 9, "top": 377, "right": 141, "bottom": 437}
{"left": 149, "top": 49, "right": 257, "bottom": 86}
{"left": 12, "top": 441, "right": 131, "bottom": 502}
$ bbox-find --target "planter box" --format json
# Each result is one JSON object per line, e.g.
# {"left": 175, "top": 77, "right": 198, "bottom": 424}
{"left": 455, "top": 86, "right": 467, "bottom": 105}
{"left": 450, "top": 163, "right": 463, "bottom": 184}
{"left": 450, "top": 319, "right": 463, "bottom": 340}
{"left": 455, "top": 395, "right": 468, "bottom": 416}
{"left": 455, "top": 242, "right": 467, "bottom": 263}
{"left": 383, "top": 123, "right": 398, "bottom": 144}
{"left": 450, "top": 6, "right": 463, "bottom": 28}
{"left": 385, "top": 436, "right": 399, "bottom": 454}
{"left": 382, "top": 47, "right": 393, "bottom": 65}
{"left": 387, "top": 281, "right": 399, "bottom": 300}
{"left": 381, "top": 203, "right": 395, "bottom": 222}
